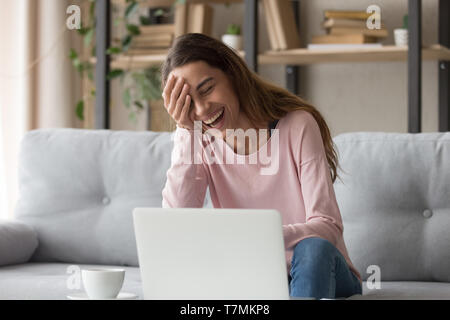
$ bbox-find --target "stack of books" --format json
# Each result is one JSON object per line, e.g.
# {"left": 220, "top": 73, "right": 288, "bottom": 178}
{"left": 309, "top": 10, "right": 387, "bottom": 48}
{"left": 129, "top": 24, "right": 175, "bottom": 54}
{"left": 127, "top": 2, "right": 213, "bottom": 55}
{"left": 262, "top": 0, "right": 300, "bottom": 51}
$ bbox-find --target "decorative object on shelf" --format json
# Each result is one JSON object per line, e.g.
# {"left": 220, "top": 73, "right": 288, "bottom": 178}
{"left": 263, "top": 0, "right": 300, "bottom": 51}
{"left": 221, "top": 23, "right": 242, "bottom": 51}
{"left": 148, "top": 7, "right": 172, "bottom": 24}
{"left": 311, "top": 9, "right": 388, "bottom": 46}
{"left": 394, "top": 15, "right": 408, "bottom": 47}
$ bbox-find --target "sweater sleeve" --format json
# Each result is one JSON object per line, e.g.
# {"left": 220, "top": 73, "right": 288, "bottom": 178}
{"left": 282, "top": 112, "right": 344, "bottom": 250}
{"left": 162, "top": 125, "right": 209, "bottom": 208}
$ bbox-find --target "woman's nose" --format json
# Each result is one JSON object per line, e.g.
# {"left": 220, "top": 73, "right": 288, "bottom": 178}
{"left": 193, "top": 102, "right": 210, "bottom": 120}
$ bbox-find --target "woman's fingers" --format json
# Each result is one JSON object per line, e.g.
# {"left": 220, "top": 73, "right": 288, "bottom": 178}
{"left": 173, "top": 83, "right": 189, "bottom": 120}
{"left": 162, "top": 73, "right": 194, "bottom": 130}
{"left": 167, "top": 76, "right": 185, "bottom": 116}
{"left": 162, "top": 73, "right": 176, "bottom": 108}
{"left": 179, "top": 94, "right": 192, "bottom": 128}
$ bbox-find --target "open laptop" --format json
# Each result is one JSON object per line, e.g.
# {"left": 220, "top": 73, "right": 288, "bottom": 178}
{"left": 133, "top": 207, "right": 290, "bottom": 300}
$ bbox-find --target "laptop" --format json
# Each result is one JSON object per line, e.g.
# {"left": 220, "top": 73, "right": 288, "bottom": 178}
{"left": 133, "top": 207, "right": 290, "bottom": 300}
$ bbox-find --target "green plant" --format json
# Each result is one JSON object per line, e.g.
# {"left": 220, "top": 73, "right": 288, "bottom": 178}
{"left": 70, "top": 0, "right": 182, "bottom": 125}
{"left": 402, "top": 14, "right": 408, "bottom": 29}
{"left": 226, "top": 23, "right": 241, "bottom": 35}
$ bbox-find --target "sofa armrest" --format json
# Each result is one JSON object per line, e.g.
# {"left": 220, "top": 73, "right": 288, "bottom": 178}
{"left": 0, "top": 220, "right": 38, "bottom": 266}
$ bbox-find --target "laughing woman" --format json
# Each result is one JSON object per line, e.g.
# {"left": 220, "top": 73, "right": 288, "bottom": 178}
{"left": 160, "top": 33, "right": 362, "bottom": 299}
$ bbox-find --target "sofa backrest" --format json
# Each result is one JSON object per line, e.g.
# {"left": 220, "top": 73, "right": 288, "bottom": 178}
{"left": 15, "top": 128, "right": 212, "bottom": 266}
{"left": 333, "top": 132, "right": 450, "bottom": 282}
{"left": 16, "top": 129, "right": 450, "bottom": 281}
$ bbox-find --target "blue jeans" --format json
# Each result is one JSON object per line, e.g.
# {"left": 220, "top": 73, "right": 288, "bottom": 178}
{"left": 288, "top": 237, "right": 362, "bottom": 299}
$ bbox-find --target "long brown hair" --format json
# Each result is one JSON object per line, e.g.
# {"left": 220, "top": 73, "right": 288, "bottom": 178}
{"left": 161, "top": 33, "right": 341, "bottom": 183}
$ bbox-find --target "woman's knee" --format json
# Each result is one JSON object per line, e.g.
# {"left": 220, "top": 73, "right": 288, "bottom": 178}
{"left": 292, "top": 237, "right": 338, "bottom": 266}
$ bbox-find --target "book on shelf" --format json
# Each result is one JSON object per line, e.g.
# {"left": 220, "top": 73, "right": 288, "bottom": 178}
{"left": 131, "top": 41, "right": 173, "bottom": 49}
{"left": 174, "top": 2, "right": 188, "bottom": 38}
{"left": 186, "top": 3, "right": 213, "bottom": 35}
{"left": 328, "top": 27, "right": 388, "bottom": 38}
{"left": 131, "top": 33, "right": 173, "bottom": 49}
{"left": 262, "top": 0, "right": 280, "bottom": 50}
{"left": 139, "top": 24, "right": 175, "bottom": 35}
{"left": 174, "top": 2, "right": 214, "bottom": 37}
{"left": 311, "top": 34, "right": 378, "bottom": 44}
{"left": 133, "top": 33, "right": 173, "bottom": 42}
{"left": 124, "top": 48, "right": 169, "bottom": 55}
{"left": 322, "top": 18, "right": 386, "bottom": 30}
{"left": 307, "top": 43, "right": 383, "bottom": 50}
{"left": 263, "top": 0, "right": 300, "bottom": 50}
{"left": 324, "top": 10, "right": 377, "bottom": 20}
{"left": 322, "top": 18, "right": 368, "bottom": 29}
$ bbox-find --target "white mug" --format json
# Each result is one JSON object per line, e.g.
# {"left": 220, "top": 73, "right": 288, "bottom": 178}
{"left": 82, "top": 268, "right": 125, "bottom": 299}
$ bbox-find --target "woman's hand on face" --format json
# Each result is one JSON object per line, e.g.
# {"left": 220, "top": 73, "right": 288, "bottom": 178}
{"left": 163, "top": 73, "right": 194, "bottom": 131}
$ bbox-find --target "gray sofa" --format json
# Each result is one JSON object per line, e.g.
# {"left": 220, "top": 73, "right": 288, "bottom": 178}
{"left": 0, "top": 128, "right": 449, "bottom": 300}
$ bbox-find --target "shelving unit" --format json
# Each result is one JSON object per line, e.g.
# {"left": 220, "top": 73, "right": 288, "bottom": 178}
{"left": 92, "top": 45, "right": 450, "bottom": 69}
{"left": 94, "top": 0, "right": 450, "bottom": 132}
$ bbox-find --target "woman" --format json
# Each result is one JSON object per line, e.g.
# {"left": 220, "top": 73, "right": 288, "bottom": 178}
{"left": 160, "top": 33, "right": 362, "bottom": 299}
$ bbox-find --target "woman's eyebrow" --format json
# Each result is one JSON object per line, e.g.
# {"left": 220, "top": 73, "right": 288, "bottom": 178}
{"left": 196, "top": 77, "right": 214, "bottom": 91}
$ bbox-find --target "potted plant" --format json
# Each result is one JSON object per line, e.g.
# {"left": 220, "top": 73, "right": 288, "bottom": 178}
{"left": 394, "top": 15, "right": 408, "bottom": 47}
{"left": 221, "top": 23, "right": 242, "bottom": 51}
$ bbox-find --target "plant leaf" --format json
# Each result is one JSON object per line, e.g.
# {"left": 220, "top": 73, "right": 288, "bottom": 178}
{"left": 76, "top": 100, "right": 84, "bottom": 121}
{"left": 128, "top": 111, "right": 136, "bottom": 123}
{"left": 139, "top": 15, "right": 152, "bottom": 25}
{"left": 126, "top": 24, "right": 140, "bottom": 36}
{"left": 77, "top": 26, "right": 89, "bottom": 36}
{"left": 107, "top": 69, "right": 124, "bottom": 80}
{"left": 69, "top": 48, "right": 78, "bottom": 60}
{"left": 153, "top": 9, "right": 165, "bottom": 17}
{"left": 122, "top": 35, "right": 132, "bottom": 52}
{"left": 89, "top": 1, "right": 95, "bottom": 16}
{"left": 134, "top": 100, "right": 144, "bottom": 110}
{"left": 125, "top": 1, "right": 138, "bottom": 18}
{"left": 106, "top": 46, "right": 121, "bottom": 54}
{"left": 84, "top": 29, "right": 94, "bottom": 46}
{"left": 123, "top": 88, "right": 131, "bottom": 107}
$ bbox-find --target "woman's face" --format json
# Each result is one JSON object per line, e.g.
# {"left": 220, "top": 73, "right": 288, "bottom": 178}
{"left": 169, "top": 60, "right": 247, "bottom": 137}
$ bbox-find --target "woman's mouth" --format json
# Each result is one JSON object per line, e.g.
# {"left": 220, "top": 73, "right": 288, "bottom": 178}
{"left": 203, "top": 107, "right": 225, "bottom": 129}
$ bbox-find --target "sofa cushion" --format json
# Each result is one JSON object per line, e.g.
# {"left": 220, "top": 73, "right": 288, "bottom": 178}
{"left": 0, "top": 220, "right": 38, "bottom": 266}
{"left": 14, "top": 128, "right": 212, "bottom": 267}
{"left": 0, "top": 262, "right": 142, "bottom": 299}
{"left": 333, "top": 132, "right": 450, "bottom": 282}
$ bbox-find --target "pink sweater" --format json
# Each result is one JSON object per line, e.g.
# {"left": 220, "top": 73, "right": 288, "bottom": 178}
{"left": 162, "top": 109, "right": 362, "bottom": 284}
